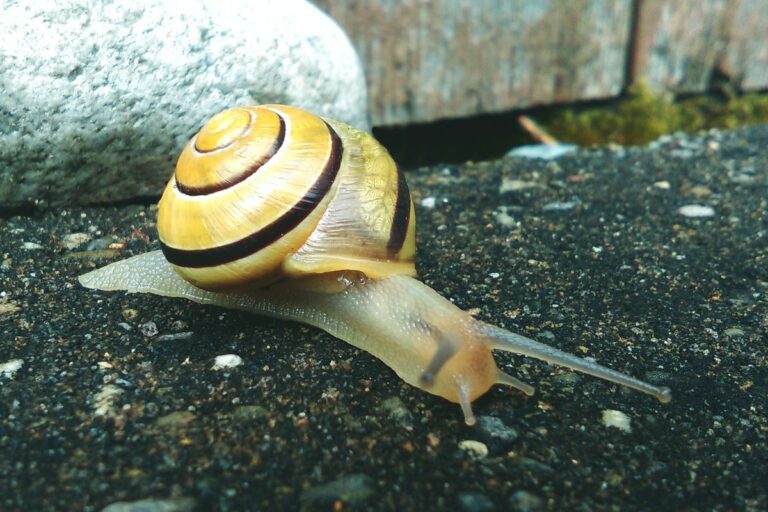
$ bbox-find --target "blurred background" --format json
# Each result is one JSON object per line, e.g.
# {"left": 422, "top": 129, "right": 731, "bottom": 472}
{"left": 314, "top": 0, "right": 768, "bottom": 166}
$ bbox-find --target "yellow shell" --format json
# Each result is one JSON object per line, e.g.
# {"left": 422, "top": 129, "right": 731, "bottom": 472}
{"left": 157, "top": 105, "right": 416, "bottom": 291}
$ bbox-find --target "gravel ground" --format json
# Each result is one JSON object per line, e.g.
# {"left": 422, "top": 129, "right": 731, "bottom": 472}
{"left": 1, "top": 126, "right": 766, "bottom": 511}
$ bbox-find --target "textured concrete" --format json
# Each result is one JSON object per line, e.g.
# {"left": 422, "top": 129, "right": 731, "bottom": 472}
{"left": 1, "top": 125, "right": 766, "bottom": 510}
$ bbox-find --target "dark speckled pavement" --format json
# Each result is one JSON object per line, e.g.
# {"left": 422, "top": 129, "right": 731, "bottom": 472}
{"left": 1, "top": 126, "right": 766, "bottom": 511}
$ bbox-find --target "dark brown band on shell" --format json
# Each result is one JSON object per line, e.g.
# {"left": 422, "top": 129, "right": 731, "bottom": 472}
{"left": 161, "top": 122, "right": 342, "bottom": 268}
{"left": 387, "top": 165, "right": 411, "bottom": 253}
{"left": 177, "top": 116, "right": 287, "bottom": 196}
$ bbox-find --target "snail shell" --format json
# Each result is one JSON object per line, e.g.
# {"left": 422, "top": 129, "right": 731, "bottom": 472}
{"left": 158, "top": 105, "right": 415, "bottom": 291}
{"left": 80, "top": 105, "right": 671, "bottom": 425}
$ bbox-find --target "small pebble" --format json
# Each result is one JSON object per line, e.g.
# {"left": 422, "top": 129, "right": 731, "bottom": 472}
{"left": 553, "top": 372, "right": 581, "bottom": 387}
{"left": 730, "top": 173, "right": 756, "bottom": 185}
{"left": 155, "top": 411, "right": 196, "bottom": 429}
{"left": 87, "top": 237, "right": 115, "bottom": 250}
{"left": 653, "top": 180, "right": 671, "bottom": 189}
{"left": 300, "top": 473, "right": 375, "bottom": 505}
{"left": 670, "top": 148, "right": 694, "bottom": 159}
{"left": 494, "top": 211, "right": 516, "bottom": 227}
{"left": 538, "top": 330, "right": 557, "bottom": 342}
{"left": 0, "top": 358, "right": 23, "bottom": 378}
{"left": 92, "top": 384, "right": 123, "bottom": 417}
{"left": 565, "top": 174, "right": 588, "bottom": 183}
{"left": 677, "top": 204, "right": 715, "bottom": 218}
{"left": 121, "top": 308, "right": 139, "bottom": 321}
{"left": 476, "top": 416, "right": 519, "bottom": 445}
{"left": 379, "top": 396, "right": 414, "bottom": 429}
{"left": 212, "top": 354, "right": 243, "bottom": 370}
{"left": 458, "top": 492, "right": 496, "bottom": 512}
{"left": 140, "top": 321, "right": 158, "bottom": 337}
{"left": 510, "top": 457, "right": 554, "bottom": 475}
{"left": 601, "top": 409, "right": 632, "bottom": 433}
{"left": 60, "top": 232, "right": 91, "bottom": 250}
{"left": 722, "top": 327, "right": 746, "bottom": 339}
{"left": 542, "top": 200, "right": 579, "bottom": 213}
{"left": 499, "top": 178, "right": 540, "bottom": 193}
{"left": 507, "top": 490, "right": 544, "bottom": 512}
{"left": 230, "top": 405, "right": 269, "bottom": 422}
{"left": 506, "top": 144, "right": 577, "bottom": 160}
{"left": 689, "top": 185, "right": 712, "bottom": 198}
{"left": 63, "top": 249, "right": 121, "bottom": 262}
{"left": 101, "top": 497, "right": 197, "bottom": 512}
{"left": 0, "top": 303, "right": 20, "bottom": 318}
{"left": 155, "top": 332, "right": 194, "bottom": 342}
{"left": 171, "top": 320, "right": 189, "bottom": 331}
{"left": 420, "top": 196, "right": 437, "bottom": 209}
{"left": 459, "top": 440, "right": 489, "bottom": 458}
{"left": 114, "top": 378, "right": 133, "bottom": 389}
{"left": 22, "top": 242, "right": 43, "bottom": 250}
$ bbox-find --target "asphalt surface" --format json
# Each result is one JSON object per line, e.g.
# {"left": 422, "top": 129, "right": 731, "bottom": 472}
{"left": 1, "top": 125, "right": 766, "bottom": 511}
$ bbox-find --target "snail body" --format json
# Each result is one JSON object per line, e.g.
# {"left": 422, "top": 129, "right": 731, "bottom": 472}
{"left": 80, "top": 105, "right": 671, "bottom": 425}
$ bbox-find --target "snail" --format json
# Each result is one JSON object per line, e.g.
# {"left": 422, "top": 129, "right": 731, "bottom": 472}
{"left": 79, "top": 104, "right": 671, "bottom": 425}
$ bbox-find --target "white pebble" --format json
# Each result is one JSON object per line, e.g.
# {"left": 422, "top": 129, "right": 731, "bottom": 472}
{"left": 494, "top": 211, "right": 516, "bottom": 227}
{"left": 155, "top": 332, "right": 194, "bottom": 342}
{"left": 458, "top": 439, "right": 488, "bottom": 458}
{"left": 0, "top": 358, "right": 23, "bottom": 378}
{"left": 542, "top": 200, "right": 579, "bottom": 212}
{"left": 140, "top": 321, "right": 159, "bottom": 337}
{"left": 212, "top": 354, "right": 243, "bottom": 370}
{"left": 601, "top": 409, "right": 632, "bottom": 433}
{"left": 61, "top": 232, "right": 92, "bottom": 250}
{"left": 499, "top": 178, "right": 539, "bottom": 193}
{"left": 653, "top": 180, "right": 671, "bottom": 190}
{"left": 22, "top": 242, "right": 43, "bottom": 250}
{"left": 506, "top": 144, "right": 577, "bottom": 160}
{"left": 93, "top": 384, "right": 123, "bottom": 417}
{"left": 420, "top": 196, "right": 437, "bottom": 209}
{"left": 677, "top": 205, "right": 715, "bottom": 218}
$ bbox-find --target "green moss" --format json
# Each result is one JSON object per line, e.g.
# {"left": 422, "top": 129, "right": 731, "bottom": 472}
{"left": 544, "top": 83, "right": 768, "bottom": 146}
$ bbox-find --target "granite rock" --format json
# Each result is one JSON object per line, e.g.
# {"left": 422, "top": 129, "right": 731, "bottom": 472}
{"left": 0, "top": 0, "right": 368, "bottom": 212}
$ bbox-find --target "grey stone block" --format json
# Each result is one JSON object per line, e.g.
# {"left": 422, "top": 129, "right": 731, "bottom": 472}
{"left": 0, "top": 0, "right": 368, "bottom": 211}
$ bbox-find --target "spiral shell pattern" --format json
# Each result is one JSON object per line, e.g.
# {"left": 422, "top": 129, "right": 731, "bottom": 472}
{"left": 158, "top": 105, "right": 416, "bottom": 291}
